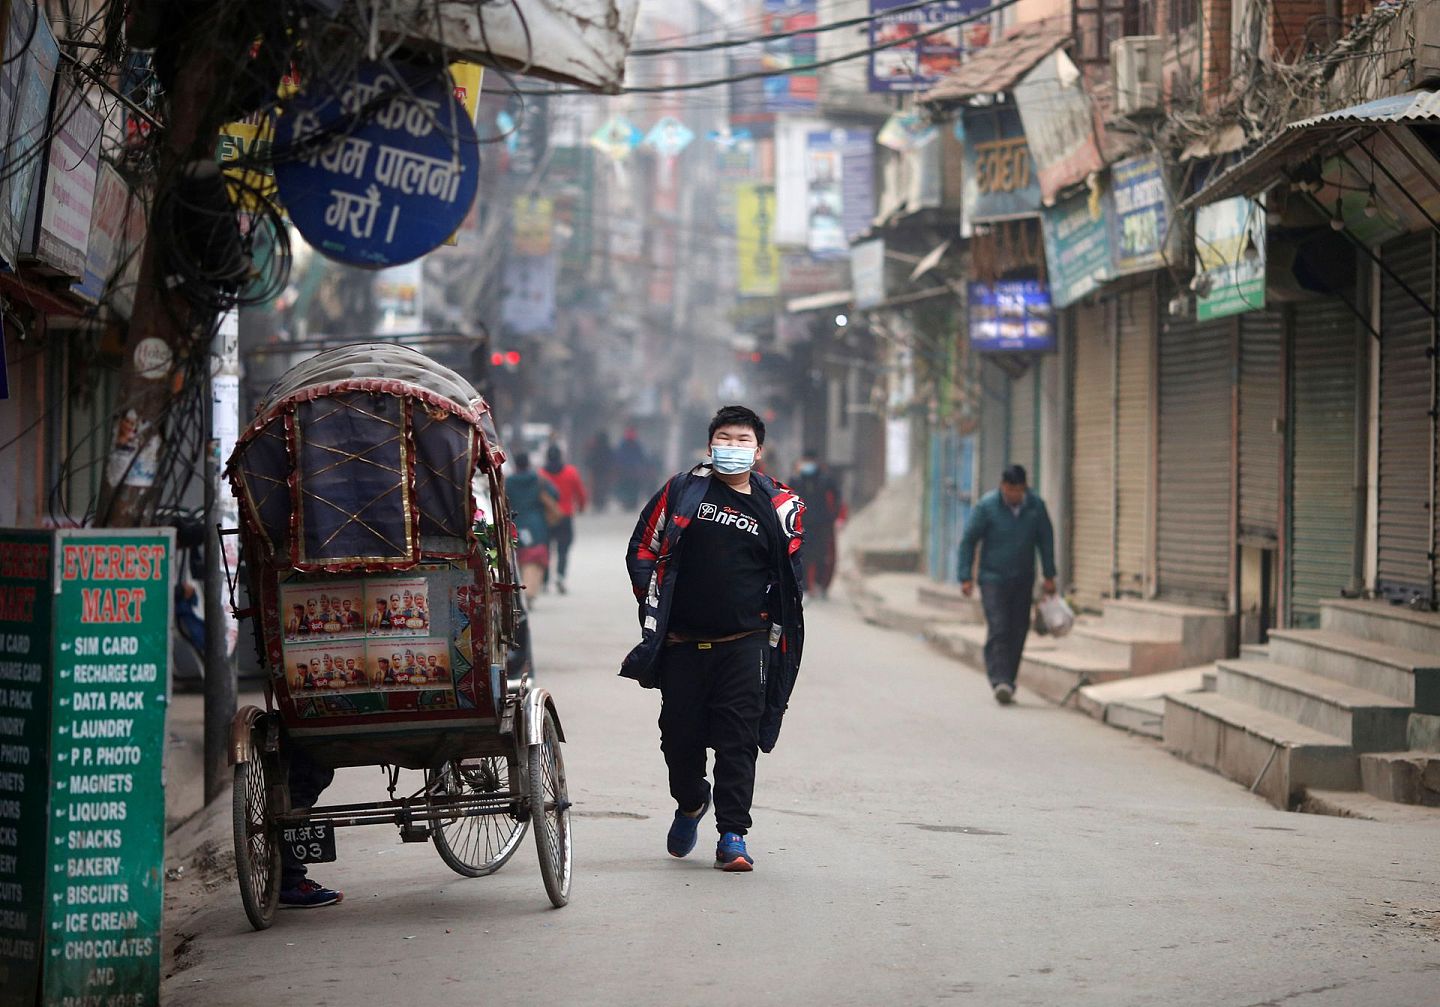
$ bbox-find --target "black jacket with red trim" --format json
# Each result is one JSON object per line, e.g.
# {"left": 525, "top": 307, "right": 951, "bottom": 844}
{"left": 621, "top": 462, "right": 805, "bottom": 752}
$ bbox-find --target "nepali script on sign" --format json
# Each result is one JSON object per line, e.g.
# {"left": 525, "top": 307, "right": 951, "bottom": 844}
{"left": 274, "top": 62, "right": 481, "bottom": 267}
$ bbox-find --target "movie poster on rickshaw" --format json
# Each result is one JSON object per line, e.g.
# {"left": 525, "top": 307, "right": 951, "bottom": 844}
{"left": 368, "top": 638, "right": 451, "bottom": 690}
{"left": 281, "top": 579, "right": 366, "bottom": 640}
{"left": 283, "top": 639, "right": 373, "bottom": 694}
{"left": 363, "top": 577, "right": 433, "bottom": 636}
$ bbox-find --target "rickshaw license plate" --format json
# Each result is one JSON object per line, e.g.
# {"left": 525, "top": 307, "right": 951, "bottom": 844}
{"left": 282, "top": 824, "right": 337, "bottom": 863}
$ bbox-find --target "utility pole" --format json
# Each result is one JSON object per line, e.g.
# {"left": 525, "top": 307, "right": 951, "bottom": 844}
{"left": 203, "top": 314, "right": 240, "bottom": 803}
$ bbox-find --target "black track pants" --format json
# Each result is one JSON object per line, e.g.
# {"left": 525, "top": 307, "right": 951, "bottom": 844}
{"left": 281, "top": 746, "right": 335, "bottom": 888}
{"left": 657, "top": 634, "right": 767, "bottom": 836}
{"left": 980, "top": 576, "right": 1033, "bottom": 689}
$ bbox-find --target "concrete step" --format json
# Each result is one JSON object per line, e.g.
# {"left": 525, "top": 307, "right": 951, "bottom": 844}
{"left": 1214, "top": 659, "right": 1412, "bottom": 752}
{"left": 1358, "top": 751, "right": 1440, "bottom": 807}
{"left": 1106, "top": 697, "right": 1166, "bottom": 738}
{"left": 1019, "top": 649, "right": 1133, "bottom": 706}
{"left": 1266, "top": 629, "right": 1440, "bottom": 711}
{"left": 1299, "top": 788, "right": 1440, "bottom": 824}
{"left": 1321, "top": 597, "right": 1440, "bottom": 655}
{"left": 1409, "top": 713, "right": 1440, "bottom": 753}
{"left": 1240, "top": 643, "right": 1270, "bottom": 660}
{"left": 1068, "top": 624, "right": 1184, "bottom": 675}
{"left": 915, "top": 580, "right": 983, "bottom": 621}
{"left": 924, "top": 623, "right": 1059, "bottom": 673}
{"left": 1077, "top": 666, "right": 1209, "bottom": 739}
{"left": 854, "top": 546, "right": 920, "bottom": 574}
{"left": 1098, "top": 598, "right": 1231, "bottom": 666}
{"left": 852, "top": 573, "right": 971, "bottom": 637}
{"left": 1163, "top": 691, "right": 1358, "bottom": 809}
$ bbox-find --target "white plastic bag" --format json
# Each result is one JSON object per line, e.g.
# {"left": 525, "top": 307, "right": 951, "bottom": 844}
{"left": 1036, "top": 594, "right": 1074, "bottom": 638}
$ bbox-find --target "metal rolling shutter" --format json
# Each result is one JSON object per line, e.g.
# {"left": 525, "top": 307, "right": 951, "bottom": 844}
{"left": 1238, "top": 309, "right": 1284, "bottom": 543}
{"left": 1009, "top": 365, "right": 1037, "bottom": 480}
{"left": 1115, "top": 285, "right": 1154, "bottom": 596}
{"left": 978, "top": 357, "right": 1009, "bottom": 498}
{"left": 1070, "top": 301, "right": 1113, "bottom": 610}
{"left": 1157, "top": 311, "right": 1233, "bottom": 608}
{"left": 1287, "top": 300, "right": 1360, "bottom": 627}
{"left": 1376, "top": 232, "right": 1437, "bottom": 604}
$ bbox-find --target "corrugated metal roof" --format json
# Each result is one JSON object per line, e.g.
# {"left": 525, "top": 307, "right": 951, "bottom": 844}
{"left": 919, "top": 19, "right": 1069, "bottom": 107}
{"left": 1291, "top": 90, "right": 1440, "bottom": 128}
{"left": 1180, "top": 91, "right": 1439, "bottom": 209}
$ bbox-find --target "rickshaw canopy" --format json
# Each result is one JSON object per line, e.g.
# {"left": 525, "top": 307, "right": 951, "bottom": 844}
{"left": 228, "top": 344, "right": 505, "bottom": 571}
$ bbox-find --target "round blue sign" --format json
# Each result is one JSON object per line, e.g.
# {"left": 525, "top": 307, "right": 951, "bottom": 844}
{"left": 273, "top": 61, "right": 481, "bottom": 268}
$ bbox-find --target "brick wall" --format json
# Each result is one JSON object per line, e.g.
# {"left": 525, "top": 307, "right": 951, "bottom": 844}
{"left": 1270, "top": 0, "right": 1338, "bottom": 61}
{"left": 1202, "top": 0, "right": 1232, "bottom": 111}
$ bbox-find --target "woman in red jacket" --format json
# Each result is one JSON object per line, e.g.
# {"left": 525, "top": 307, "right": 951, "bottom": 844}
{"left": 542, "top": 444, "right": 588, "bottom": 594}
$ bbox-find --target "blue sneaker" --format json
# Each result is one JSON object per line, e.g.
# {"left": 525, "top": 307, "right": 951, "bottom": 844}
{"left": 279, "top": 879, "right": 343, "bottom": 908}
{"left": 666, "top": 787, "right": 711, "bottom": 858}
{"left": 714, "top": 832, "right": 753, "bottom": 872}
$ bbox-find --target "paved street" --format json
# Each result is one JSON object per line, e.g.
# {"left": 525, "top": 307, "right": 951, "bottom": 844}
{"left": 162, "top": 513, "right": 1439, "bottom": 1007}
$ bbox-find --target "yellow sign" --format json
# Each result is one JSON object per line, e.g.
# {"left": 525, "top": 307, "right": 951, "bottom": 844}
{"left": 450, "top": 62, "right": 483, "bottom": 123}
{"left": 736, "top": 184, "right": 779, "bottom": 297}
{"left": 217, "top": 116, "right": 278, "bottom": 213}
{"left": 513, "top": 196, "right": 554, "bottom": 256}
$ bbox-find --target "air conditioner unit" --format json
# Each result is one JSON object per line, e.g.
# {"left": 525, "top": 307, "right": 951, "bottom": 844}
{"left": 1111, "top": 36, "right": 1164, "bottom": 116}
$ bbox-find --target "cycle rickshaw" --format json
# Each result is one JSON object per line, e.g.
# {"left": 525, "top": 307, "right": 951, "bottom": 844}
{"left": 225, "top": 344, "right": 570, "bottom": 930}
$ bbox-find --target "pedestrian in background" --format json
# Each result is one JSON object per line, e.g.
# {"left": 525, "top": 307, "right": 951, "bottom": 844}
{"left": 791, "top": 449, "right": 844, "bottom": 599}
{"left": 506, "top": 451, "right": 559, "bottom": 605}
{"left": 584, "top": 430, "right": 614, "bottom": 512}
{"left": 542, "top": 443, "right": 588, "bottom": 595}
{"left": 621, "top": 405, "right": 806, "bottom": 873}
{"left": 614, "top": 426, "right": 648, "bottom": 511}
{"left": 957, "top": 464, "right": 1056, "bottom": 706}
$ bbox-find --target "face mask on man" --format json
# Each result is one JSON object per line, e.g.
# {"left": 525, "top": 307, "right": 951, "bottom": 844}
{"left": 710, "top": 444, "right": 756, "bottom": 475}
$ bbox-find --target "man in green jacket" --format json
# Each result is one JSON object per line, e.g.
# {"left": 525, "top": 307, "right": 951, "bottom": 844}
{"left": 958, "top": 465, "right": 1057, "bottom": 705}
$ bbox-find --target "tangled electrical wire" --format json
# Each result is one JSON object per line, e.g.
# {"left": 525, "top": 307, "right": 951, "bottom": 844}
{"left": 7, "top": 0, "right": 550, "bottom": 526}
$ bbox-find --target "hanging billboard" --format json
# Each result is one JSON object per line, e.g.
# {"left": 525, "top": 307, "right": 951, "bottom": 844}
{"left": 968, "top": 280, "right": 1054, "bottom": 352}
{"left": 762, "top": 0, "right": 818, "bottom": 112}
{"left": 804, "top": 128, "right": 875, "bottom": 259}
{"left": 1041, "top": 186, "right": 1113, "bottom": 308}
{"left": 960, "top": 104, "right": 1041, "bottom": 223}
{"left": 1109, "top": 153, "right": 1170, "bottom": 275}
{"left": 1195, "top": 196, "right": 1265, "bottom": 321}
{"left": 868, "top": 0, "right": 992, "bottom": 93}
{"left": 737, "top": 183, "right": 780, "bottom": 296}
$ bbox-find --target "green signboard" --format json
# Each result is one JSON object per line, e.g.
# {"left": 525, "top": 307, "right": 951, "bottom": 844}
{"left": 1041, "top": 185, "right": 1114, "bottom": 309}
{"left": 0, "top": 528, "right": 171, "bottom": 1007}
{"left": 1195, "top": 195, "right": 1266, "bottom": 321}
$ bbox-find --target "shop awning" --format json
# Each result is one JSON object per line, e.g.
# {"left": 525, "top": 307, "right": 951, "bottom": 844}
{"left": 1181, "top": 91, "right": 1440, "bottom": 209}
{"left": 919, "top": 19, "right": 1069, "bottom": 107}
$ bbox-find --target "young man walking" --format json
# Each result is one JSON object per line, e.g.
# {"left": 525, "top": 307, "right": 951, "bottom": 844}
{"left": 621, "top": 405, "right": 806, "bottom": 872}
{"left": 958, "top": 464, "right": 1057, "bottom": 705}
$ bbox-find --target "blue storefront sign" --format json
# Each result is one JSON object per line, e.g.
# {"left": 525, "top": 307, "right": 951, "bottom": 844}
{"left": 969, "top": 280, "right": 1054, "bottom": 352}
{"left": 959, "top": 105, "right": 1042, "bottom": 223}
{"left": 274, "top": 62, "right": 481, "bottom": 268}
{"left": 1041, "top": 186, "right": 1113, "bottom": 308}
{"left": 1109, "top": 153, "right": 1170, "bottom": 274}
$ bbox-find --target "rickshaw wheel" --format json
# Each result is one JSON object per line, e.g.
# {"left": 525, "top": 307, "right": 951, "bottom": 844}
{"left": 528, "top": 708, "right": 571, "bottom": 907}
{"left": 233, "top": 752, "right": 280, "bottom": 931}
{"left": 430, "top": 757, "right": 529, "bottom": 877}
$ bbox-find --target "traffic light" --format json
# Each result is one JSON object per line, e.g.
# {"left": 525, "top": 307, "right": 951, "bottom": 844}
{"left": 490, "top": 350, "right": 522, "bottom": 369}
